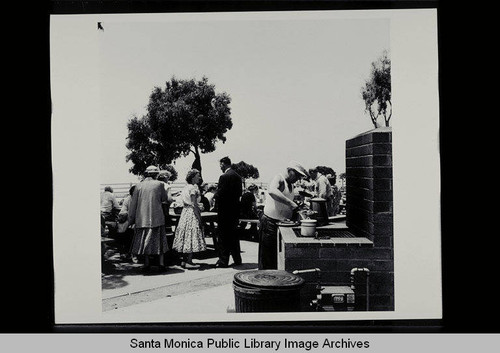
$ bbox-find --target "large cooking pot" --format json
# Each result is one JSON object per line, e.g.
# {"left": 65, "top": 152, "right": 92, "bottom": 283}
{"left": 309, "top": 198, "right": 328, "bottom": 226}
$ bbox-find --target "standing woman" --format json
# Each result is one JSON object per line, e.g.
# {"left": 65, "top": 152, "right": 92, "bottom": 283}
{"left": 128, "top": 166, "right": 169, "bottom": 272}
{"left": 157, "top": 170, "right": 174, "bottom": 226}
{"left": 172, "top": 169, "right": 206, "bottom": 269}
{"left": 117, "top": 184, "right": 136, "bottom": 260}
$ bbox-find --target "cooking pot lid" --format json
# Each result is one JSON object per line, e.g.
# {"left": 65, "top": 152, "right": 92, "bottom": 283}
{"left": 234, "top": 270, "right": 305, "bottom": 289}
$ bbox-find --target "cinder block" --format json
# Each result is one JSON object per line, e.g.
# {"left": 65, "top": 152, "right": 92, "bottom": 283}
{"left": 349, "top": 211, "right": 393, "bottom": 224}
{"left": 348, "top": 187, "right": 374, "bottom": 201}
{"left": 370, "top": 222, "right": 394, "bottom": 236}
{"left": 373, "top": 155, "right": 392, "bottom": 166}
{"left": 346, "top": 129, "right": 391, "bottom": 148}
{"left": 373, "top": 212, "right": 393, "bottom": 223}
{"left": 346, "top": 155, "right": 374, "bottom": 167}
{"left": 373, "top": 143, "right": 392, "bottom": 155}
{"left": 373, "top": 190, "right": 393, "bottom": 201}
{"left": 346, "top": 176, "right": 373, "bottom": 190}
{"left": 346, "top": 144, "right": 373, "bottom": 157}
{"left": 320, "top": 270, "right": 351, "bottom": 285}
{"left": 347, "top": 196, "right": 374, "bottom": 212}
{"left": 373, "top": 201, "right": 393, "bottom": 213}
{"left": 369, "top": 294, "right": 394, "bottom": 311}
{"left": 284, "top": 258, "right": 331, "bottom": 273}
{"left": 365, "top": 274, "right": 394, "bottom": 294}
{"left": 373, "top": 235, "right": 393, "bottom": 248}
{"left": 346, "top": 177, "right": 392, "bottom": 192}
{"left": 346, "top": 142, "right": 392, "bottom": 158}
{"left": 285, "top": 247, "right": 320, "bottom": 259}
{"left": 371, "top": 260, "right": 394, "bottom": 272}
{"left": 338, "top": 246, "right": 381, "bottom": 259}
{"left": 346, "top": 224, "right": 372, "bottom": 240}
{"left": 319, "top": 247, "right": 356, "bottom": 259}
{"left": 346, "top": 166, "right": 392, "bottom": 179}
{"left": 373, "top": 178, "right": 393, "bottom": 191}
{"left": 336, "top": 259, "right": 374, "bottom": 272}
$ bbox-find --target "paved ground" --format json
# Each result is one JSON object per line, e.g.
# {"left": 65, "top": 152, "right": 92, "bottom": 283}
{"left": 101, "top": 232, "right": 259, "bottom": 320}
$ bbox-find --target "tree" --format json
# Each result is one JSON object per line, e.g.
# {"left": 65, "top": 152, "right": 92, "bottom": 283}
{"left": 231, "top": 161, "right": 260, "bottom": 188}
{"left": 316, "top": 166, "right": 336, "bottom": 178}
{"left": 160, "top": 164, "right": 178, "bottom": 182}
{"left": 125, "top": 76, "right": 233, "bottom": 178}
{"left": 361, "top": 50, "right": 392, "bottom": 128}
{"left": 339, "top": 172, "right": 346, "bottom": 189}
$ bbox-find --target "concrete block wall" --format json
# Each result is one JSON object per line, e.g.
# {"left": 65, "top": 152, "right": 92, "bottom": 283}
{"left": 345, "top": 127, "right": 394, "bottom": 311}
{"left": 279, "top": 241, "right": 392, "bottom": 311}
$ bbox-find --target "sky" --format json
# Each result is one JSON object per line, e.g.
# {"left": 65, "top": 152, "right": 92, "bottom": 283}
{"left": 97, "top": 14, "right": 390, "bottom": 185}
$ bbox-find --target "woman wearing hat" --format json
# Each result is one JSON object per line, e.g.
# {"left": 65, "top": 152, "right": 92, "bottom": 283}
{"left": 157, "top": 169, "right": 174, "bottom": 224}
{"left": 258, "top": 161, "right": 309, "bottom": 270}
{"left": 128, "top": 166, "right": 170, "bottom": 272}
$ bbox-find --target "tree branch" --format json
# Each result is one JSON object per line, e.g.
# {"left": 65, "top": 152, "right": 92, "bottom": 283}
{"left": 385, "top": 100, "right": 392, "bottom": 125}
{"left": 369, "top": 109, "right": 378, "bottom": 128}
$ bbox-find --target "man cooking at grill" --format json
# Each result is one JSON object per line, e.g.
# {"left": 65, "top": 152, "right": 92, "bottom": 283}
{"left": 258, "top": 161, "right": 309, "bottom": 270}
{"left": 308, "top": 167, "right": 334, "bottom": 216}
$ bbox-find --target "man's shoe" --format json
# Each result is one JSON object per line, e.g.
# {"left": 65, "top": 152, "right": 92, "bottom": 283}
{"left": 158, "top": 265, "right": 169, "bottom": 272}
{"left": 184, "top": 262, "right": 199, "bottom": 270}
{"left": 215, "top": 261, "right": 229, "bottom": 268}
{"left": 231, "top": 261, "right": 242, "bottom": 267}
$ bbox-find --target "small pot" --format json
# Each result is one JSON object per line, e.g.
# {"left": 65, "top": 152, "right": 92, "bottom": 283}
{"left": 300, "top": 219, "right": 317, "bottom": 237}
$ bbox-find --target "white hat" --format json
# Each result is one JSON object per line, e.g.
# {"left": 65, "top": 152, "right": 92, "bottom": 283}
{"left": 287, "top": 160, "right": 309, "bottom": 178}
{"left": 145, "top": 165, "right": 159, "bottom": 173}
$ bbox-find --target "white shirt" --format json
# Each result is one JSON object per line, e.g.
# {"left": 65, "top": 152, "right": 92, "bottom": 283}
{"left": 264, "top": 174, "right": 295, "bottom": 221}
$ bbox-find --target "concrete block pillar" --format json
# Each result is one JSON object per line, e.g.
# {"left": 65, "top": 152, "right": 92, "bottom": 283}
{"left": 345, "top": 127, "right": 393, "bottom": 245}
{"left": 345, "top": 127, "right": 394, "bottom": 310}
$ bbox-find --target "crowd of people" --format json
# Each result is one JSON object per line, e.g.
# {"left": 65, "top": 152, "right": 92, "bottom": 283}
{"left": 100, "top": 157, "right": 342, "bottom": 273}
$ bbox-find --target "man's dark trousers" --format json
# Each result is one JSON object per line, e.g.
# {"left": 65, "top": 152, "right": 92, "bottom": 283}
{"left": 217, "top": 211, "right": 241, "bottom": 265}
{"left": 215, "top": 168, "right": 242, "bottom": 266}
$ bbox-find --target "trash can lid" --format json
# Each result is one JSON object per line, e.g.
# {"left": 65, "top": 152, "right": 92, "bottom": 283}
{"left": 234, "top": 270, "right": 305, "bottom": 289}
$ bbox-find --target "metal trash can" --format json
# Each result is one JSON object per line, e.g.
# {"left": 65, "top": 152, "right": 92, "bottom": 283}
{"left": 233, "top": 270, "right": 305, "bottom": 312}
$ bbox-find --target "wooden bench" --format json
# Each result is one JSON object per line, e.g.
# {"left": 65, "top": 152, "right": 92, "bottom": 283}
{"left": 239, "top": 219, "right": 259, "bottom": 224}
{"left": 101, "top": 236, "right": 115, "bottom": 244}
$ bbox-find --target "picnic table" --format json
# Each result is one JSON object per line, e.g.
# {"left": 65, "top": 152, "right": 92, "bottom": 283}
{"left": 168, "top": 210, "right": 218, "bottom": 224}
{"left": 168, "top": 210, "right": 218, "bottom": 239}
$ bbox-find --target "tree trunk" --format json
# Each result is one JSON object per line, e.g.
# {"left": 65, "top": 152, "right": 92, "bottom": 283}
{"left": 369, "top": 110, "right": 378, "bottom": 128}
{"left": 191, "top": 146, "right": 202, "bottom": 180}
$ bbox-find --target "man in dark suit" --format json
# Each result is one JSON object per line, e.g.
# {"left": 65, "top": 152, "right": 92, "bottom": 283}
{"left": 214, "top": 156, "right": 243, "bottom": 267}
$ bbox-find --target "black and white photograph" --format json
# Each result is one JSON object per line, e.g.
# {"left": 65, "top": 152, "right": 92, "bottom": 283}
{"left": 51, "top": 9, "right": 441, "bottom": 324}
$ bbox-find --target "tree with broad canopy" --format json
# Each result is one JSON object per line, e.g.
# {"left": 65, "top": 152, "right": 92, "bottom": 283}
{"left": 125, "top": 76, "right": 233, "bottom": 179}
{"left": 231, "top": 161, "right": 260, "bottom": 188}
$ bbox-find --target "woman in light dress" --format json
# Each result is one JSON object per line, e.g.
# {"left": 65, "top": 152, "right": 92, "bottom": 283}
{"left": 172, "top": 169, "right": 206, "bottom": 269}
